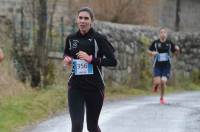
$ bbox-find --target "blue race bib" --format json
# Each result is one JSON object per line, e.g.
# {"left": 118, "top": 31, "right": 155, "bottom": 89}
{"left": 157, "top": 53, "right": 169, "bottom": 62}
{"left": 73, "top": 59, "right": 93, "bottom": 75}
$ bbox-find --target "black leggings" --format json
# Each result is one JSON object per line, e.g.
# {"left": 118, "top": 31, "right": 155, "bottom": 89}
{"left": 68, "top": 87, "right": 104, "bottom": 132}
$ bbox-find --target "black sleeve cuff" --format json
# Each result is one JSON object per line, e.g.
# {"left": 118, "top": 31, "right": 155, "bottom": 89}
{"left": 91, "top": 56, "right": 101, "bottom": 66}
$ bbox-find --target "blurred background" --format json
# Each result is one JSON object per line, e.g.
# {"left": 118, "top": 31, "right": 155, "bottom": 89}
{"left": 0, "top": 0, "right": 199, "bottom": 132}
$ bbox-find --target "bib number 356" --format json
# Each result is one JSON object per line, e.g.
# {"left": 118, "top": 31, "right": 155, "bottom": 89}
{"left": 73, "top": 59, "right": 94, "bottom": 75}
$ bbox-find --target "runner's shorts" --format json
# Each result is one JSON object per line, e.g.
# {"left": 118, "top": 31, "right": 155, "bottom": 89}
{"left": 153, "top": 65, "right": 170, "bottom": 79}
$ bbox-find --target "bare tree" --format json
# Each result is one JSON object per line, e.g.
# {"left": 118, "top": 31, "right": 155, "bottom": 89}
{"left": 48, "top": 0, "right": 58, "bottom": 48}
{"left": 10, "top": 0, "right": 59, "bottom": 87}
{"left": 175, "top": 0, "right": 181, "bottom": 31}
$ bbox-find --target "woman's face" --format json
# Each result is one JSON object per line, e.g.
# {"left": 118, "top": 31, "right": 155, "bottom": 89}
{"left": 159, "top": 28, "right": 168, "bottom": 42}
{"left": 77, "top": 11, "right": 93, "bottom": 35}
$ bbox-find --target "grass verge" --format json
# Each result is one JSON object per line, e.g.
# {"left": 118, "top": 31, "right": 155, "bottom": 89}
{"left": 0, "top": 86, "right": 67, "bottom": 132}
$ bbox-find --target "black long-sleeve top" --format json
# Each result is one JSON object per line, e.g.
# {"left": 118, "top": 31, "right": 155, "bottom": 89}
{"left": 63, "top": 28, "right": 117, "bottom": 91}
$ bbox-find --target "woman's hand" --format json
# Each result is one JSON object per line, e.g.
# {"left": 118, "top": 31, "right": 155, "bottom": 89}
{"left": 76, "top": 51, "right": 92, "bottom": 63}
{"left": 63, "top": 56, "right": 72, "bottom": 67}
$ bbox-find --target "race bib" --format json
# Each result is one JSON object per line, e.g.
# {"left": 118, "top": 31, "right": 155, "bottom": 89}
{"left": 157, "top": 53, "right": 169, "bottom": 62}
{"left": 73, "top": 59, "right": 93, "bottom": 75}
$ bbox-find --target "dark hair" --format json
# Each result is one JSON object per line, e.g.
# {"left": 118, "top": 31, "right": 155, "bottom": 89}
{"left": 78, "top": 7, "right": 94, "bottom": 21}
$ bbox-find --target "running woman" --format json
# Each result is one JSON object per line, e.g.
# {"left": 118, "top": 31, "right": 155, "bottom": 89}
{"left": 63, "top": 7, "right": 117, "bottom": 132}
{"left": 148, "top": 27, "right": 180, "bottom": 104}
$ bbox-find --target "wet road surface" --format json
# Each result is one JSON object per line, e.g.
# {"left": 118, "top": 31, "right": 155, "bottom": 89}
{"left": 23, "top": 92, "right": 200, "bottom": 132}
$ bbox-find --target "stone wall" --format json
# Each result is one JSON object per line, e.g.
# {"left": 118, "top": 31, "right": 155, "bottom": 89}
{"left": 94, "top": 21, "right": 200, "bottom": 86}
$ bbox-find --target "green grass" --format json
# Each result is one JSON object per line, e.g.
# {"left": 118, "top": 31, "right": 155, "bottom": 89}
{"left": 0, "top": 86, "right": 67, "bottom": 132}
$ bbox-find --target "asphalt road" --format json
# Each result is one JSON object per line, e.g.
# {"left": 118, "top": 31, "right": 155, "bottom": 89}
{"left": 23, "top": 92, "right": 200, "bottom": 132}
